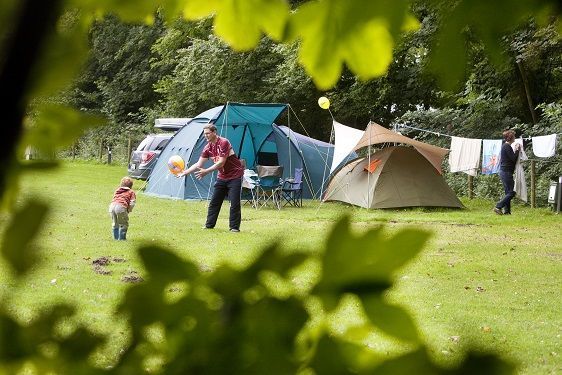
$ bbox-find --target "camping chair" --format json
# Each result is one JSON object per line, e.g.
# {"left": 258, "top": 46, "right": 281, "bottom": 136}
{"left": 241, "top": 169, "right": 259, "bottom": 208}
{"left": 281, "top": 168, "right": 303, "bottom": 207}
{"left": 255, "top": 165, "right": 284, "bottom": 210}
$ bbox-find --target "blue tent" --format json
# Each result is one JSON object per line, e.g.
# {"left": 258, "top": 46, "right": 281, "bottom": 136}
{"left": 144, "top": 102, "right": 334, "bottom": 200}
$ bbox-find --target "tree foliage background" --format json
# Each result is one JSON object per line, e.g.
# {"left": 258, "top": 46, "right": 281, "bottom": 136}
{"left": 53, "top": 0, "right": 561, "bottom": 202}
{"left": 0, "top": 0, "right": 560, "bottom": 373}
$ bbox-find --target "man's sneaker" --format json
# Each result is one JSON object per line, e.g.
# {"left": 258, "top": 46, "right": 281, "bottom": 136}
{"left": 230, "top": 228, "right": 240, "bottom": 232}
{"left": 493, "top": 207, "right": 503, "bottom": 215}
{"left": 202, "top": 226, "right": 214, "bottom": 229}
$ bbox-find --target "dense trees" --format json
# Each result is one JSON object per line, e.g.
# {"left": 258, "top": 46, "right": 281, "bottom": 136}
{"left": 68, "top": 4, "right": 561, "bottom": 144}
{"left": 57, "top": 4, "right": 561, "bottom": 201}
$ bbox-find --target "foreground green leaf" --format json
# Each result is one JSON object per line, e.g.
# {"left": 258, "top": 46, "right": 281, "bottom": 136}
{"left": 184, "top": 0, "right": 290, "bottom": 50}
{"left": 372, "top": 348, "right": 515, "bottom": 374}
{"left": 360, "top": 295, "right": 420, "bottom": 343}
{"left": 287, "top": 0, "right": 418, "bottom": 89}
{"left": 0, "top": 199, "right": 48, "bottom": 275}
{"left": 315, "top": 216, "right": 431, "bottom": 296}
{"left": 0, "top": 305, "right": 104, "bottom": 374}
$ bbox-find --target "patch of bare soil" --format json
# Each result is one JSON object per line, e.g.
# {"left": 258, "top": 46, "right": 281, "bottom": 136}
{"left": 90, "top": 256, "right": 129, "bottom": 276}
{"left": 93, "top": 265, "right": 112, "bottom": 275}
{"left": 92, "top": 257, "right": 110, "bottom": 266}
{"left": 121, "top": 271, "right": 143, "bottom": 283}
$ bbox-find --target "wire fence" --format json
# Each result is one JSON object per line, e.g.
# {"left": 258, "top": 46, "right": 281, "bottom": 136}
{"left": 25, "top": 136, "right": 144, "bottom": 166}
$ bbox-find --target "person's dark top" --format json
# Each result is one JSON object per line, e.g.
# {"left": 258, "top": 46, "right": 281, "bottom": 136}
{"left": 499, "top": 142, "right": 519, "bottom": 173}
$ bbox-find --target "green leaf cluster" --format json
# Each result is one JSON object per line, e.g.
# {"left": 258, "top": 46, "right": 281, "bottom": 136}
{"left": 0, "top": 211, "right": 515, "bottom": 373}
{"left": 0, "top": 304, "right": 105, "bottom": 374}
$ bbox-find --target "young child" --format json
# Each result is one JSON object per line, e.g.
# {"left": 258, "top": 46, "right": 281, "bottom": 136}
{"left": 109, "top": 177, "right": 136, "bottom": 240}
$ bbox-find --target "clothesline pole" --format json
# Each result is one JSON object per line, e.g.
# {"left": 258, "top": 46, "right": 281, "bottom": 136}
{"left": 468, "top": 175, "right": 474, "bottom": 199}
{"left": 558, "top": 177, "right": 562, "bottom": 214}
{"left": 531, "top": 161, "right": 536, "bottom": 208}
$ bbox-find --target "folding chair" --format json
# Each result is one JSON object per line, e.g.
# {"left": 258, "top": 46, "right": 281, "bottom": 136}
{"left": 241, "top": 169, "right": 259, "bottom": 208}
{"left": 281, "top": 168, "right": 303, "bottom": 207}
{"left": 255, "top": 165, "right": 284, "bottom": 209}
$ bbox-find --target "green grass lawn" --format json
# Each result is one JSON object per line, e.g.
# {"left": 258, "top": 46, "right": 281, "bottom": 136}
{"left": 1, "top": 161, "right": 560, "bottom": 374}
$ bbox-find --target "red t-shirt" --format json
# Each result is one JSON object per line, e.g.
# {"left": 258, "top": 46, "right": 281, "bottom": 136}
{"left": 201, "top": 136, "right": 244, "bottom": 180}
{"left": 111, "top": 187, "right": 136, "bottom": 209}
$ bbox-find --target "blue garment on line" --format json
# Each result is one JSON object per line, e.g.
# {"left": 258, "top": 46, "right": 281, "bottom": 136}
{"left": 481, "top": 139, "right": 502, "bottom": 175}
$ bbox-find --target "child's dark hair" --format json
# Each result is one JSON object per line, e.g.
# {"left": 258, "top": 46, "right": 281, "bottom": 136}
{"left": 120, "top": 177, "right": 133, "bottom": 188}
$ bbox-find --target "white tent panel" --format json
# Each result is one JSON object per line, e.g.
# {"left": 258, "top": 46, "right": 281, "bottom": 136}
{"left": 330, "top": 121, "right": 364, "bottom": 173}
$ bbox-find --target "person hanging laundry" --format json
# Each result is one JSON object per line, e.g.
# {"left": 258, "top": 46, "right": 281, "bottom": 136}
{"left": 494, "top": 130, "right": 520, "bottom": 215}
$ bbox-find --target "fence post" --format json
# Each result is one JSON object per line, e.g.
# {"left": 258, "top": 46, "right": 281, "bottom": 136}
{"left": 467, "top": 175, "right": 473, "bottom": 199}
{"left": 107, "top": 146, "right": 112, "bottom": 165}
{"left": 556, "top": 176, "right": 562, "bottom": 214}
{"left": 530, "top": 160, "right": 536, "bottom": 208}
{"left": 127, "top": 136, "right": 132, "bottom": 164}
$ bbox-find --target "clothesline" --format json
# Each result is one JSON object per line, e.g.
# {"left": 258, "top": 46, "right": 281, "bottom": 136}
{"left": 395, "top": 123, "right": 453, "bottom": 138}
{"left": 394, "top": 123, "right": 560, "bottom": 176}
{"left": 395, "top": 123, "right": 562, "bottom": 140}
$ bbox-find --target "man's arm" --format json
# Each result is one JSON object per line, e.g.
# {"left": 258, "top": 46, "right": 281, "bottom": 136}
{"left": 179, "top": 157, "right": 207, "bottom": 177}
{"left": 194, "top": 156, "right": 227, "bottom": 179}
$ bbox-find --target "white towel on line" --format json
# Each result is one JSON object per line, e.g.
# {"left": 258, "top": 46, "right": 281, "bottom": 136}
{"left": 448, "top": 136, "right": 482, "bottom": 176}
{"left": 512, "top": 138, "right": 528, "bottom": 202}
{"left": 532, "top": 134, "right": 557, "bottom": 158}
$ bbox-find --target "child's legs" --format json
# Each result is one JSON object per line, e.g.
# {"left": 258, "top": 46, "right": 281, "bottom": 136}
{"left": 110, "top": 203, "right": 119, "bottom": 229}
{"left": 112, "top": 205, "right": 129, "bottom": 230}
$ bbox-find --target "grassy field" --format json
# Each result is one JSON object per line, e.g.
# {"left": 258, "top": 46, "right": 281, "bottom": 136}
{"left": 1, "top": 161, "right": 560, "bottom": 374}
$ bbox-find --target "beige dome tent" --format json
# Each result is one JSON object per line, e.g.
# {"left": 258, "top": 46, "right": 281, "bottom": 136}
{"left": 323, "top": 122, "right": 463, "bottom": 209}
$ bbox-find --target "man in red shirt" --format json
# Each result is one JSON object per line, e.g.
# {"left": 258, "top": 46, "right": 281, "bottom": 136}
{"left": 179, "top": 124, "right": 244, "bottom": 232}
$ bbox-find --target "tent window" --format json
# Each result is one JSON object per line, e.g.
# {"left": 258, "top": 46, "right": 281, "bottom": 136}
{"left": 364, "top": 159, "right": 381, "bottom": 174}
{"left": 257, "top": 152, "right": 278, "bottom": 166}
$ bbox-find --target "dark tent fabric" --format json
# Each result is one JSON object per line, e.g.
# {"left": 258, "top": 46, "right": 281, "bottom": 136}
{"left": 324, "top": 146, "right": 463, "bottom": 209}
{"left": 144, "top": 103, "right": 334, "bottom": 200}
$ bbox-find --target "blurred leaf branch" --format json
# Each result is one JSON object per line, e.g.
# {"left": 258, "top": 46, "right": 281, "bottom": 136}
{"left": 1, "top": 0, "right": 558, "bottom": 373}
{"left": 0, "top": 216, "right": 515, "bottom": 373}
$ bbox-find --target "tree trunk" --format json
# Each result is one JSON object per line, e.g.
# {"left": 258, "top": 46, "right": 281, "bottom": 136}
{"left": 127, "top": 136, "right": 132, "bottom": 163}
{"left": 516, "top": 60, "right": 538, "bottom": 124}
{"left": 0, "top": 0, "right": 63, "bottom": 197}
